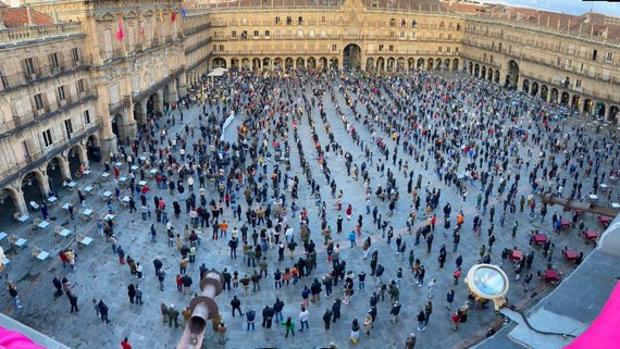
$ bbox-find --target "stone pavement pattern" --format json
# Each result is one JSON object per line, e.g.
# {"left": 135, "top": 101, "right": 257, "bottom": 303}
{"left": 0, "top": 71, "right": 617, "bottom": 349}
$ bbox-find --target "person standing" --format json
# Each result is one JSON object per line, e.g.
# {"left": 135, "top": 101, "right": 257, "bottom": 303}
{"left": 230, "top": 296, "right": 243, "bottom": 317}
{"left": 167, "top": 304, "right": 179, "bottom": 328}
{"left": 416, "top": 310, "right": 426, "bottom": 331}
{"left": 135, "top": 285, "right": 143, "bottom": 305}
{"left": 246, "top": 309, "right": 256, "bottom": 331}
{"left": 299, "top": 306, "right": 309, "bottom": 332}
{"left": 405, "top": 333, "right": 417, "bottom": 349}
{"left": 98, "top": 299, "right": 110, "bottom": 323}
{"left": 127, "top": 284, "right": 136, "bottom": 304}
{"left": 350, "top": 318, "right": 360, "bottom": 344}
{"left": 322, "top": 309, "right": 333, "bottom": 330}
{"left": 390, "top": 301, "right": 401, "bottom": 323}
{"left": 7, "top": 282, "right": 22, "bottom": 310}
{"left": 68, "top": 292, "right": 79, "bottom": 313}
{"left": 261, "top": 305, "right": 274, "bottom": 329}
{"left": 282, "top": 316, "right": 295, "bottom": 338}
{"left": 120, "top": 337, "right": 132, "bottom": 349}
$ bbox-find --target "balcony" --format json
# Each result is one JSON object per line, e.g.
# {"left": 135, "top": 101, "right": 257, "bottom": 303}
{"left": 0, "top": 22, "right": 83, "bottom": 48}
{"left": 0, "top": 57, "right": 91, "bottom": 95}
{"left": 0, "top": 90, "right": 96, "bottom": 141}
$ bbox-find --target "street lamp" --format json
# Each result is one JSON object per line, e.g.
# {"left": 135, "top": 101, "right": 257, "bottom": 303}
{"left": 465, "top": 264, "right": 509, "bottom": 311}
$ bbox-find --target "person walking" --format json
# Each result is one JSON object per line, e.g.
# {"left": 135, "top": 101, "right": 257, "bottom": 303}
{"left": 322, "top": 309, "right": 333, "bottom": 330}
{"left": 363, "top": 313, "right": 373, "bottom": 336}
{"left": 350, "top": 318, "right": 360, "bottom": 344}
{"left": 127, "top": 284, "right": 136, "bottom": 304}
{"left": 68, "top": 293, "right": 79, "bottom": 313}
{"left": 390, "top": 301, "right": 401, "bottom": 323}
{"left": 282, "top": 316, "right": 295, "bottom": 338}
{"left": 405, "top": 333, "right": 417, "bottom": 349}
{"left": 120, "top": 337, "right": 132, "bottom": 349}
{"left": 167, "top": 304, "right": 179, "bottom": 328}
{"left": 416, "top": 310, "right": 426, "bottom": 331}
{"left": 299, "top": 306, "right": 309, "bottom": 332}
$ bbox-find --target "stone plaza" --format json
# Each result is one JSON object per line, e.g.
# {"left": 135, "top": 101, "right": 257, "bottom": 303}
{"left": 0, "top": 69, "right": 617, "bottom": 349}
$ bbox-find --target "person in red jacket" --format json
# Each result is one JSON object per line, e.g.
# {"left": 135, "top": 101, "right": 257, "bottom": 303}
{"left": 120, "top": 337, "right": 132, "bottom": 349}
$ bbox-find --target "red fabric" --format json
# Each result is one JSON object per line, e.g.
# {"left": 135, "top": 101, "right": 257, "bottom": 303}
{"left": 120, "top": 341, "right": 132, "bottom": 349}
{"left": 566, "top": 282, "right": 620, "bottom": 349}
{"left": 115, "top": 17, "right": 125, "bottom": 41}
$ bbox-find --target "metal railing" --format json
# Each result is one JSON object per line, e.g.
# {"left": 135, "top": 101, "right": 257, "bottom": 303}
{"left": 0, "top": 22, "right": 83, "bottom": 47}
{"left": 0, "top": 56, "right": 91, "bottom": 95}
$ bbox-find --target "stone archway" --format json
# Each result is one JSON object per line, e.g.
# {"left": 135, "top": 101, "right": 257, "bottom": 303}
{"left": 366, "top": 57, "right": 375, "bottom": 72}
{"left": 262, "top": 57, "right": 271, "bottom": 70}
{"left": 474, "top": 63, "right": 479, "bottom": 77}
{"left": 481, "top": 66, "right": 486, "bottom": 78}
{"left": 506, "top": 59, "right": 520, "bottom": 89}
{"left": 530, "top": 82, "right": 538, "bottom": 96}
{"left": 329, "top": 57, "right": 338, "bottom": 70}
{"left": 443, "top": 59, "right": 450, "bottom": 71}
{"left": 319, "top": 57, "right": 328, "bottom": 71}
{"left": 609, "top": 106, "right": 619, "bottom": 124}
{"left": 522, "top": 79, "right": 530, "bottom": 93}
{"left": 468, "top": 61, "right": 473, "bottom": 74}
{"left": 571, "top": 95, "right": 581, "bottom": 111}
{"left": 0, "top": 187, "right": 22, "bottom": 217}
{"left": 550, "top": 88, "right": 559, "bottom": 104}
{"left": 274, "top": 57, "right": 283, "bottom": 70}
{"left": 377, "top": 57, "right": 385, "bottom": 71}
{"left": 560, "top": 92, "right": 570, "bottom": 106}
{"left": 296, "top": 57, "right": 305, "bottom": 70}
{"left": 452, "top": 58, "right": 459, "bottom": 71}
{"left": 212, "top": 57, "right": 226, "bottom": 68}
{"left": 417, "top": 58, "right": 425, "bottom": 70}
{"left": 343, "top": 43, "right": 362, "bottom": 70}
{"left": 540, "top": 85, "right": 548, "bottom": 101}
{"left": 428, "top": 58, "right": 435, "bottom": 71}
{"left": 583, "top": 99, "right": 593, "bottom": 114}
{"left": 494, "top": 70, "right": 500, "bottom": 83}
{"left": 285, "top": 57, "right": 294, "bottom": 71}
{"left": 252, "top": 58, "right": 261, "bottom": 71}
{"left": 387, "top": 57, "right": 396, "bottom": 72}
{"left": 241, "top": 58, "right": 250, "bottom": 70}
{"left": 595, "top": 102, "right": 606, "bottom": 118}
{"left": 408, "top": 58, "right": 415, "bottom": 71}
{"left": 434, "top": 58, "right": 441, "bottom": 71}
{"left": 230, "top": 58, "right": 239, "bottom": 69}
{"left": 397, "top": 57, "right": 405, "bottom": 72}
{"left": 307, "top": 57, "right": 316, "bottom": 70}
{"left": 46, "top": 156, "right": 68, "bottom": 192}
{"left": 21, "top": 171, "right": 46, "bottom": 206}
{"left": 68, "top": 144, "right": 87, "bottom": 177}
{"left": 87, "top": 134, "right": 101, "bottom": 163}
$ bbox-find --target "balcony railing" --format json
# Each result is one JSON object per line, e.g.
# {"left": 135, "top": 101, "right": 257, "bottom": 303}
{"left": 0, "top": 56, "right": 91, "bottom": 95}
{"left": 0, "top": 90, "right": 96, "bottom": 141}
{"left": 0, "top": 22, "right": 83, "bottom": 47}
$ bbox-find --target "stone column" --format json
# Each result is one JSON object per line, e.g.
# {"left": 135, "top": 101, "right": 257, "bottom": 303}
{"left": 177, "top": 71, "right": 187, "bottom": 97}
{"left": 39, "top": 172, "right": 51, "bottom": 197}
{"left": 168, "top": 81, "right": 178, "bottom": 105}
{"left": 155, "top": 90, "right": 164, "bottom": 114}
{"left": 59, "top": 156, "right": 72, "bottom": 181}
{"left": 134, "top": 99, "right": 147, "bottom": 125}
{"left": 95, "top": 84, "right": 117, "bottom": 161}
{"left": 117, "top": 105, "right": 137, "bottom": 143}
{"left": 13, "top": 188, "right": 28, "bottom": 216}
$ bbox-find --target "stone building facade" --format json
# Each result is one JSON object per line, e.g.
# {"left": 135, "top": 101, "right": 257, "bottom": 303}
{"left": 0, "top": 0, "right": 618, "bottom": 217}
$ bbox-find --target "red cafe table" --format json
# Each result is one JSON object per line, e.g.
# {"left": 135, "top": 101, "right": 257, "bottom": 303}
{"left": 533, "top": 233, "right": 549, "bottom": 245}
{"left": 560, "top": 218, "right": 572, "bottom": 230}
{"left": 562, "top": 248, "right": 579, "bottom": 262}
{"left": 542, "top": 269, "right": 561, "bottom": 283}
{"left": 598, "top": 215, "right": 613, "bottom": 228}
{"left": 510, "top": 249, "right": 523, "bottom": 263}
{"left": 582, "top": 230, "right": 600, "bottom": 244}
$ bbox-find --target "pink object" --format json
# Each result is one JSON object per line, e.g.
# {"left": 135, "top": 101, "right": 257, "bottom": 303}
{"left": 0, "top": 327, "right": 45, "bottom": 349}
{"left": 115, "top": 17, "right": 125, "bottom": 41}
{"left": 566, "top": 282, "right": 620, "bottom": 349}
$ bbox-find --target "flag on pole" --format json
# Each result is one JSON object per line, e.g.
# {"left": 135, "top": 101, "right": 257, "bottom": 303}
{"left": 139, "top": 21, "right": 145, "bottom": 37}
{"left": 159, "top": 9, "right": 163, "bottom": 22}
{"left": 171, "top": 11, "right": 177, "bottom": 23}
{"left": 181, "top": 7, "right": 188, "bottom": 17}
{"left": 115, "top": 16, "right": 125, "bottom": 41}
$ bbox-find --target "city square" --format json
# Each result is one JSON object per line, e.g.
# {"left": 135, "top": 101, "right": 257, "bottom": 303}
{"left": 0, "top": 1, "right": 619, "bottom": 349}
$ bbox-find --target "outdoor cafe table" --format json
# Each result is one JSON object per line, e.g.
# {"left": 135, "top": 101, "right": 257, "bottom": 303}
{"left": 131, "top": 165, "right": 139, "bottom": 171}
{"left": 83, "top": 186, "right": 93, "bottom": 193}
{"left": 66, "top": 181, "right": 77, "bottom": 189}
{"left": 138, "top": 180, "right": 148, "bottom": 187}
{"left": 81, "top": 209, "right": 94, "bottom": 219}
{"left": 560, "top": 218, "right": 571, "bottom": 229}
{"left": 563, "top": 249, "right": 579, "bottom": 261}
{"left": 533, "top": 233, "right": 548, "bottom": 244}
{"left": 37, "top": 221, "right": 50, "bottom": 230}
{"left": 584, "top": 230, "right": 600, "bottom": 240}
{"left": 47, "top": 196, "right": 58, "bottom": 205}
{"left": 17, "top": 215, "right": 29, "bottom": 223}
{"left": 510, "top": 250, "right": 523, "bottom": 262}
{"left": 114, "top": 162, "right": 123, "bottom": 168}
{"left": 58, "top": 229, "right": 71, "bottom": 237}
{"left": 102, "top": 191, "right": 112, "bottom": 199}
{"left": 0, "top": 232, "right": 7, "bottom": 241}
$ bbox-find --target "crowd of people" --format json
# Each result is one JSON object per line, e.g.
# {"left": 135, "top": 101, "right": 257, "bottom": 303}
{"left": 10, "top": 67, "right": 619, "bottom": 348}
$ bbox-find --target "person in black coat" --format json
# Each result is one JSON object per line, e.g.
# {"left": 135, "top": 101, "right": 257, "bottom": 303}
{"left": 261, "top": 305, "right": 274, "bottom": 328}
{"left": 332, "top": 298, "right": 341, "bottom": 323}
{"left": 322, "top": 309, "right": 333, "bottom": 330}
{"left": 127, "top": 284, "right": 136, "bottom": 304}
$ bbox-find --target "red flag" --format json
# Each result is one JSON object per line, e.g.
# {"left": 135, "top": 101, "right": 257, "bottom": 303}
{"left": 139, "top": 21, "right": 145, "bottom": 37}
{"left": 170, "top": 11, "right": 177, "bottom": 23}
{"left": 115, "top": 16, "right": 125, "bottom": 41}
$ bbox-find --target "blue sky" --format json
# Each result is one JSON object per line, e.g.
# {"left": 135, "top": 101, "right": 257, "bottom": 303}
{"left": 478, "top": 0, "right": 620, "bottom": 16}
